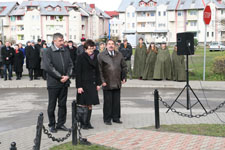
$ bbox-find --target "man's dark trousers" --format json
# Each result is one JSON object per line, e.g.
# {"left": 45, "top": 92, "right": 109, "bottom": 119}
{"left": 103, "top": 89, "right": 121, "bottom": 122}
{"left": 47, "top": 87, "right": 68, "bottom": 127}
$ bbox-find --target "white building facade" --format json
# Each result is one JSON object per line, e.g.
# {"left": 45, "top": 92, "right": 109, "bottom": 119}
{"left": 118, "top": 0, "right": 225, "bottom": 46}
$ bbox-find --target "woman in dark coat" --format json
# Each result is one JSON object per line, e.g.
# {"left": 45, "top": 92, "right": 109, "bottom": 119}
{"left": 76, "top": 39, "right": 102, "bottom": 129}
{"left": 13, "top": 44, "right": 24, "bottom": 80}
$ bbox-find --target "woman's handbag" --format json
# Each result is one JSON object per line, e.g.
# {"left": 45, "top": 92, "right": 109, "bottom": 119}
{"left": 76, "top": 105, "right": 88, "bottom": 125}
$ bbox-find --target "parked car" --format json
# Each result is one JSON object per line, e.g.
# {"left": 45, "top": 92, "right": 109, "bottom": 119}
{"left": 209, "top": 42, "right": 225, "bottom": 52}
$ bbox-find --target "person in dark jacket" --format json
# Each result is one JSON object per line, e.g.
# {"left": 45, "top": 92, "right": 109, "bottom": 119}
{"left": 13, "top": 44, "right": 24, "bottom": 80}
{"left": 25, "top": 41, "right": 31, "bottom": 72}
{"left": 67, "top": 40, "right": 77, "bottom": 79}
{"left": 0, "top": 40, "right": 3, "bottom": 78}
{"left": 35, "top": 39, "right": 42, "bottom": 77}
{"left": 76, "top": 39, "right": 101, "bottom": 129}
{"left": 40, "top": 43, "right": 48, "bottom": 80}
{"left": 98, "top": 39, "right": 127, "bottom": 125}
{"left": 26, "top": 41, "right": 40, "bottom": 80}
{"left": 119, "top": 38, "right": 132, "bottom": 79}
{"left": 43, "top": 33, "right": 73, "bottom": 133}
{"left": 77, "top": 37, "right": 86, "bottom": 55}
{"left": 1, "top": 41, "right": 14, "bottom": 81}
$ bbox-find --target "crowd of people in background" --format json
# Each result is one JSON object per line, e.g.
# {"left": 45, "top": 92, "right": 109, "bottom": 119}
{"left": 0, "top": 36, "right": 186, "bottom": 82}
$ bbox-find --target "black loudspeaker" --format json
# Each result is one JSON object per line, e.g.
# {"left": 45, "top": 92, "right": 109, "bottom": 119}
{"left": 177, "top": 32, "right": 194, "bottom": 55}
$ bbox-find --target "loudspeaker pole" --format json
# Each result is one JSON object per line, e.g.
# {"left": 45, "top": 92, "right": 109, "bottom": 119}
{"left": 186, "top": 54, "right": 190, "bottom": 110}
{"left": 203, "top": 25, "right": 207, "bottom": 81}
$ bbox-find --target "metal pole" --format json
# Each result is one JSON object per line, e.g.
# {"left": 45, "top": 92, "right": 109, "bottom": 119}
{"left": 186, "top": 55, "right": 190, "bottom": 110}
{"left": 9, "top": 142, "right": 17, "bottom": 150}
{"left": 33, "top": 113, "right": 44, "bottom": 150}
{"left": 108, "top": 22, "right": 111, "bottom": 40}
{"left": 72, "top": 100, "right": 78, "bottom": 145}
{"left": 203, "top": 25, "right": 207, "bottom": 81}
{"left": 154, "top": 89, "right": 160, "bottom": 129}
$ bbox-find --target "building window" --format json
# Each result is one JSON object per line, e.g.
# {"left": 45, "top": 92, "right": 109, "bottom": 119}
{"left": 141, "top": 12, "right": 145, "bottom": 17}
{"left": 50, "top": 16, "right": 54, "bottom": 20}
{"left": 158, "top": 23, "right": 166, "bottom": 27}
{"left": 127, "top": 12, "right": 130, "bottom": 18}
{"left": 189, "top": 10, "right": 197, "bottom": 15}
{"left": 150, "top": 12, "right": 155, "bottom": 16}
{"left": 132, "top": 23, "right": 135, "bottom": 28}
{"left": 163, "top": 11, "right": 166, "bottom": 16}
{"left": 132, "top": 12, "right": 135, "bottom": 17}
{"left": 46, "top": 6, "right": 53, "bottom": 11}
{"left": 207, "top": 32, "right": 209, "bottom": 37}
{"left": 178, "top": 11, "right": 183, "bottom": 16}
{"left": 17, "top": 35, "right": 24, "bottom": 40}
{"left": 74, "top": 35, "right": 76, "bottom": 39}
{"left": 190, "top": 21, "right": 197, "bottom": 26}
{"left": 127, "top": 23, "right": 130, "bottom": 28}
{"left": 158, "top": 11, "right": 161, "bottom": 16}
{"left": 222, "top": 10, "right": 224, "bottom": 15}
{"left": 141, "top": 23, "right": 145, "bottom": 27}
{"left": 32, "top": 15, "right": 35, "bottom": 20}
{"left": 55, "top": 6, "right": 61, "bottom": 12}
{"left": 70, "top": 35, "right": 72, "bottom": 39}
{"left": 10, "top": 16, "right": 16, "bottom": 22}
{"left": 17, "top": 16, "right": 24, "bottom": 21}
{"left": 212, "top": 32, "right": 214, "bottom": 37}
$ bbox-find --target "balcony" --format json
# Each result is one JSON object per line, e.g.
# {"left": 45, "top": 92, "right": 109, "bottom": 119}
{"left": 137, "top": 16, "right": 155, "bottom": 23}
{"left": 137, "top": 26, "right": 155, "bottom": 33}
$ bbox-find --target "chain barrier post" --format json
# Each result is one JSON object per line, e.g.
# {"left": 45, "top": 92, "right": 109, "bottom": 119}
{"left": 9, "top": 142, "right": 17, "bottom": 150}
{"left": 72, "top": 100, "right": 78, "bottom": 145}
{"left": 33, "top": 112, "right": 44, "bottom": 150}
{"left": 154, "top": 89, "right": 160, "bottom": 129}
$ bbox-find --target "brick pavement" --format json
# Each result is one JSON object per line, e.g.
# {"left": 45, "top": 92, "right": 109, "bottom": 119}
{"left": 88, "top": 129, "right": 225, "bottom": 150}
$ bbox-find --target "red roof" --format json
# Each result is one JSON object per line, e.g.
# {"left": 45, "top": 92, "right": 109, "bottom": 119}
{"left": 104, "top": 11, "right": 119, "bottom": 18}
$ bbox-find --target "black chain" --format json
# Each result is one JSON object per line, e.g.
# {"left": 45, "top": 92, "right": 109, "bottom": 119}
{"left": 158, "top": 96, "right": 225, "bottom": 118}
{"left": 42, "top": 125, "right": 73, "bottom": 143}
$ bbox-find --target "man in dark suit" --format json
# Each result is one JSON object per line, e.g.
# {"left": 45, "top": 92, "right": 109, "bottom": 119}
{"left": 43, "top": 33, "right": 73, "bottom": 133}
{"left": 1, "top": 41, "right": 14, "bottom": 81}
{"left": 98, "top": 39, "right": 127, "bottom": 125}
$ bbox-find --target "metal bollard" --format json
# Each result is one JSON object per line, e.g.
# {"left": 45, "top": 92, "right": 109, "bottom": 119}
{"left": 9, "top": 142, "right": 17, "bottom": 150}
{"left": 154, "top": 89, "right": 160, "bottom": 129}
{"left": 33, "top": 112, "right": 44, "bottom": 150}
{"left": 72, "top": 100, "right": 78, "bottom": 145}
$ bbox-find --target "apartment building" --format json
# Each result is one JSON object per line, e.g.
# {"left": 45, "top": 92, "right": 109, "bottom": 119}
{"left": 105, "top": 11, "right": 122, "bottom": 38}
{"left": 75, "top": 3, "right": 110, "bottom": 41}
{"left": 118, "top": 0, "right": 225, "bottom": 46}
{"left": 0, "top": 2, "right": 19, "bottom": 41}
{"left": 0, "top": 0, "right": 111, "bottom": 44}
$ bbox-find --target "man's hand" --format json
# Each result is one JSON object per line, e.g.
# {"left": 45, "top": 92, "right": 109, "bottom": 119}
{"left": 122, "top": 79, "right": 126, "bottom": 84}
{"left": 78, "top": 88, "right": 84, "bottom": 94}
{"left": 97, "top": 86, "right": 101, "bottom": 91}
{"left": 60, "top": 76, "right": 69, "bottom": 83}
{"left": 102, "top": 82, "right": 107, "bottom": 87}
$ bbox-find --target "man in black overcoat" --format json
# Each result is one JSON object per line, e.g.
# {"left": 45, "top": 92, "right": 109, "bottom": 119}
{"left": 67, "top": 40, "right": 77, "bottom": 79}
{"left": 26, "top": 41, "right": 40, "bottom": 80}
{"left": 43, "top": 33, "right": 73, "bottom": 133}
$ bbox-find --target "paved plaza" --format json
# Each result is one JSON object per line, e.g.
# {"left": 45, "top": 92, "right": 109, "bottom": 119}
{"left": 0, "top": 78, "right": 225, "bottom": 150}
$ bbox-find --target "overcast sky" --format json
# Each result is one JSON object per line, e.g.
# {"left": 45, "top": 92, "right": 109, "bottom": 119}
{"left": 5, "top": 0, "right": 123, "bottom": 11}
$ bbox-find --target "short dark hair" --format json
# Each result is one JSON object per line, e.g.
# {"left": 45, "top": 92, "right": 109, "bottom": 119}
{"left": 0, "top": 40, "right": 3, "bottom": 45}
{"left": 139, "top": 37, "right": 144, "bottom": 41}
{"left": 84, "top": 39, "right": 95, "bottom": 50}
{"left": 68, "top": 40, "right": 73, "bottom": 43}
{"left": 53, "top": 33, "right": 63, "bottom": 41}
{"left": 117, "top": 40, "right": 121, "bottom": 43}
{"left": 37, "top": 39, "right": 42, "bottom": 43}
{"left": 106, "top": 39, "right": 115, "bottom": 45}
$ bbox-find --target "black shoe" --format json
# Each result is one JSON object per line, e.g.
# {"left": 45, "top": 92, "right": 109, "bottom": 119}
{"left": 87, "top": 109, "right": 94, "bottom": 129}
{"left": 104, "top": 121, "right": 112, "bottom": 125}
{"left": 4, "top": 79, "right": 7, "bottom": 81}
{"left": 81, "top": 125, "right": 89, "bottom": 130}
{"left": 56, "top": 125, "right": 69, "bottom": 131}
{"left": 30, "top": 78, "right": 33, "bottom": 81}
{"left": 9, "top": 78, "right": 12, "bottom": 80}
{"left": 49, "top": 126, "right": 57, "bottom": 133}
{"left": 113, "top": 119, "right": 123, "bottom": 124}
{"left": 34, "top": 77, "right": 40, "bottom": 80}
